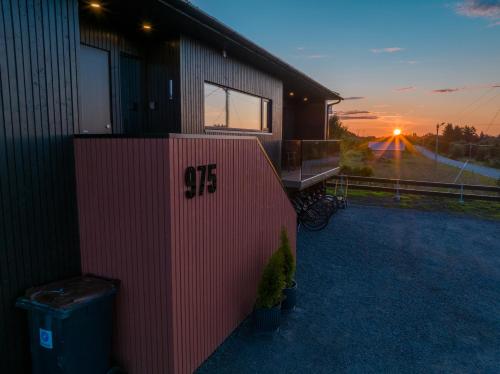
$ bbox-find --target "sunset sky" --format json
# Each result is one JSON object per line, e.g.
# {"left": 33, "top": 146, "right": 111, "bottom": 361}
{"left": 191, "top": 0, "right": 500, "bottom": 136}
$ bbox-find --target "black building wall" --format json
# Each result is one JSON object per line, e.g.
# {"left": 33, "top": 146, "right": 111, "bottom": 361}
{"left": 179, "top": 36, "right": 283, "bottom": 167}
{"left": 80, "top": 19, "right": 181, "bottom": 134}
{"left": 283, "top": 96, "right": 327, "bottom": 140}
{"left": 0, "top": 0, "right": 81, "bottom": 372}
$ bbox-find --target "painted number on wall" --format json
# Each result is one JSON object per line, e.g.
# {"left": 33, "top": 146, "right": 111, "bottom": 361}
{"left": 185, "top": 164, "right": 217, "bottom": 198}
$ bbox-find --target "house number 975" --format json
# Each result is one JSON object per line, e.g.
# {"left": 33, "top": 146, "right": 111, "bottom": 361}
{"left": 185, "top": 164, "right": 217, "bottom": 198}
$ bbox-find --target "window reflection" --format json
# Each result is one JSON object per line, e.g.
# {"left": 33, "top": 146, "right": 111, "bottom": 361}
{"left": 228, "top": 90, "right": 261, "bottom": 130}
{"left": 262, "top": 99, "right": 270, "bottom": 131}
{"left": 204, "top": 82, "right": 271, "bottom": 132}
{"left": 204, "top": 83, "right": 226, "bottom": 127}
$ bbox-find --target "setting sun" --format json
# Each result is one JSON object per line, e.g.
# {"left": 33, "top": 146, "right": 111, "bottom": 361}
{"left": 393, "top": 128, "right": 401, "bottom": 136}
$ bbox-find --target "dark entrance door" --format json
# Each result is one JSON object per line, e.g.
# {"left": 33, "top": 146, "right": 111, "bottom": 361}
{"left": 120, "top": 54, "right": 144, "bottom": 134}
{"left": 79, "top": 45, "right": 112, "bottom": 134}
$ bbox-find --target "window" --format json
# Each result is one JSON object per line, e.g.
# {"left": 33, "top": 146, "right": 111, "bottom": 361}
{"left": 204, "top": 82, "right": 271, "bottom": 132}
{"left": 204, "top": 84, "right": 227, "bottom": 127}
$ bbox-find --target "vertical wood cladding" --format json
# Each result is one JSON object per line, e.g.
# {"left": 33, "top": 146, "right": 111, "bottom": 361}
{"left": 145, "top": 40, "right": 181, "bottom": 133}
{"left": 0, "top": 0, "right": 81, "bottom": 372}
{"left": 75, "top": 138, "right": 173, "bottom": 374}
{"left": 283, "top": 97, "right": 327, "bottom": 140}
{"left": 79, "top": 20, "right": 181, "bottom": 134}
{"left": 74, "top": 136, "right": 296, "bottom": 374}
{"left": 79, "top": 20, "right": 143, "bottom": 134}
{"left": 179, "top": 36, "right": 284, "bottom": 167}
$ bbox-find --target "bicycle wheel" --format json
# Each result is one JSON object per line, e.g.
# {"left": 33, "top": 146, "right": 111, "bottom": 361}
{"left": 299, "top": 202, "right": 330, "bottom": 231}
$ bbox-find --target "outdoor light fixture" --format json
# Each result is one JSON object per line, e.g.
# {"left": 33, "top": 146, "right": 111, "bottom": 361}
{"left": 142, "top": 23, "right": 152, "bottom": 31}
{"left": 289, "top": 92, "right": 294, "bottom": 97}
{"left": 89, "top": 2, "right": 101, "bottom": 9}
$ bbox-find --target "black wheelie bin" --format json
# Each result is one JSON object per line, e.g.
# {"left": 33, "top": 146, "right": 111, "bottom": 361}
{"left": 16, "top": 276, "right": 119, "bottom": 374}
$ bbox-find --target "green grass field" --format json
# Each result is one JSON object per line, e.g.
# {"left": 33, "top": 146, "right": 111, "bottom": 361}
{"left": 342, "top": 148, "right": 498, "bottom": 186}
{"left": 335, "top": 146, "right": 499, "bottom": 220}
{"left": 328, "top": 188, "right": 500, "bottom": 220}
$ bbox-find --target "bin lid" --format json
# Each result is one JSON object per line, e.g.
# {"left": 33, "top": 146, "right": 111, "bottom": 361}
{"left": 23, "top": 276, "right": 118, "bottom": 311}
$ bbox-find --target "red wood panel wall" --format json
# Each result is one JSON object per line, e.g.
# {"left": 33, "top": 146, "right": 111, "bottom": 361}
{"left": 75, "top": 138, "right": 173, "bottom": 373}
{"left": 168, "top": 137, "right": 296, "bottom": 373}
{"left": 74, "top": 136, "right": 296, "bottom": 374}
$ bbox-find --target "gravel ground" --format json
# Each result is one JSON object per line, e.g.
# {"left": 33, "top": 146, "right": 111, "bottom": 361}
{"left": 197, "top": 206, "right": 500, "bottom": 373}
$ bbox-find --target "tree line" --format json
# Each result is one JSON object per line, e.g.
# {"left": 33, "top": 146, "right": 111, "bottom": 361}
{"left": 418, "top": 123, "right": 500, "bottom": 167}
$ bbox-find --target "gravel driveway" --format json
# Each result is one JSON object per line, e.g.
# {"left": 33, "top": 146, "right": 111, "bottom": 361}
{"left": 197, "top": 206, "right": 500, "bottom": 373}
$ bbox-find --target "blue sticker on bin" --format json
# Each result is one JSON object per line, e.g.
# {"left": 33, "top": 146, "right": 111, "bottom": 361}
{"left": 39, "top": 328, "right": 53, "bottom": 349}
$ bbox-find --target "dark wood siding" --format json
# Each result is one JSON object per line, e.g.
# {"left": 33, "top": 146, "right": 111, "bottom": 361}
{"left": 146, "top": 40, "right": 181, "bottom": 133}
{"left": 0, "top": 0, "right": 81, "bottom": 372}
{"left": 283, "top": 97, "right": 327, "bottom": 140}
{"left": 80, "top": 20, "right": 181, "bottom": 134}
{"left": 179, "top": 36, "right": 283, "bottom": 167}
{"left": 79, "top": 20, "right": 143, "bottom": 134}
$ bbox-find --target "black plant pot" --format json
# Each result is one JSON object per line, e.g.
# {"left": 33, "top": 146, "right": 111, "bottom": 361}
{"left": 253, "top": 303, "right": 281, "bottom": 332}
{"left": 282, "top": 280, "right": 297, "bottom": 311}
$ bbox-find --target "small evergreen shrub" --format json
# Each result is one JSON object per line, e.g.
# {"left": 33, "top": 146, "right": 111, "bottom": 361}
{"left": 279, "top": 228, "right": 295, "bottom": 288}
{"left": 256, "top": 251, "right": 285, "bottom": 309}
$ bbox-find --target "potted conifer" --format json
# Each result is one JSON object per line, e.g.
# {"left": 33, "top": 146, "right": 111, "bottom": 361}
{"left": 279, "top": 228, "right": 297, "bottom": 311}
{"left": 254, "top": 250, "right": 285, "bottom": 332}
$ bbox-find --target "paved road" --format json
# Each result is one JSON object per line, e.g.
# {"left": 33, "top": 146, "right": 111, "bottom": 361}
{"left": 197, "top": 206, "right": 500, "bottom": 374}
{"left": 415, "top": 145, "right": 500, "bottom": 179}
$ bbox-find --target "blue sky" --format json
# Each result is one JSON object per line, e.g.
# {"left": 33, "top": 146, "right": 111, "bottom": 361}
{"left": 191, "top": 0, "right": 500, "bottom": 136}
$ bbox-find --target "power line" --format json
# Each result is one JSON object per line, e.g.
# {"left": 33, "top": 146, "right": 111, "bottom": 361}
{"left": 460, "top": 90, "right": 500, "bottom": 124}
{"left": 484, "top": 106, "right": 500, "bottom": 134}
{"left": 455, "top": 87, "right": 494, "bottom": 119}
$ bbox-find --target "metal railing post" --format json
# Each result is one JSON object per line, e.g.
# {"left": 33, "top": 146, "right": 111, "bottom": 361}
{"left": 395, "top": 180, "right": 401, "bottom": 201}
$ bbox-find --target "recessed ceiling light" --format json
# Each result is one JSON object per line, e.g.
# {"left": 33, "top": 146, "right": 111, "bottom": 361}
{"left": 89, "top": 2, "right": 101, "bottom": 9}
{"left": 303, "top": 97, "right": 308, "bottom": 102}
{"left": 142, "top": 23, "right": 152, "bottom": 31}
{"left": 289, "top": 92, "right": 294, "bottom": 97}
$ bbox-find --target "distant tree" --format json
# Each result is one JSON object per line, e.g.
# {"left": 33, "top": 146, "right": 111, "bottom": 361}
{"left": 453, "top": 125, "right": 464, "bottom": 141}
{"left": 463, "top": 125, "right": 478, "bottom": 143}
{"left": 442, "top": 123, "right": 455, "bottom": 142}
{"left": 327, "top": 114, "right": 350, "bottom": 139}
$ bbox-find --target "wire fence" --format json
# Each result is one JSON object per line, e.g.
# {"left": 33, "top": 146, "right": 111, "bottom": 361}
{"left": 327, "top": 175, "right": 500, "bottom": 202}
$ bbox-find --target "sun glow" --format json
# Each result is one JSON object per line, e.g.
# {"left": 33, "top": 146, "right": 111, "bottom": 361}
{"left": 393, "top": 128, "right": 401, "bottom": 136}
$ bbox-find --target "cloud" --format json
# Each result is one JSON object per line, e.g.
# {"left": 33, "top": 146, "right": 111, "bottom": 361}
{"left": 489, "top": 20, "right": 500, "bottom": 26}
{"left": 455, "top": 0, "right": 500, "bottom": 19}
{"left": 343, "top": 96, "right": 365, "bottom": 100}
{"left": 432, "top": 88, "right": 462, "bottom": 93}
{"left": 339, "top": 115, "right": 379, "bottom": 120}
{"left": 431, "top": 83, "right": 500, "bottom": 93}
{"left": 337, "top": 110, "right": 370, "bottom": 115}
{"left": 370, "top": 47, "right": 404, "bottom": 54}
{"left": 296, "top": 47, "right": 305, "bottom": 51}
{"left": 337, "top": 110, "right": 378, "bottom": 120}
{"left": 395, "top": 86, "right": 416, "bottom": 92}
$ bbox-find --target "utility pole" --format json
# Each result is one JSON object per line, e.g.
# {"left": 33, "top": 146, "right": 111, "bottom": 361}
{"left": 435, "top": 122, "right": 444, "bottom": 177}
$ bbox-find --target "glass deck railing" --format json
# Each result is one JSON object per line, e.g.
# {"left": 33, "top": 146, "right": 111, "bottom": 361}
{"left": 281, "top": 140, "right": 341, "bottom": 184}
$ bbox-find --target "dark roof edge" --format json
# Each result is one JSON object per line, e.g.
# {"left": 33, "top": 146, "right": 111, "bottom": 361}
{"left": 157, "top": 0, "right": 342, "bottom": 100}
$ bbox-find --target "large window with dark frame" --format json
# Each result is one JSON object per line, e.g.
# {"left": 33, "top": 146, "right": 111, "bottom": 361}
{"left": 204, "top": 82, "right": 271, "bottom": 132}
